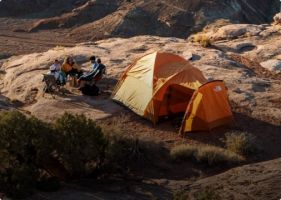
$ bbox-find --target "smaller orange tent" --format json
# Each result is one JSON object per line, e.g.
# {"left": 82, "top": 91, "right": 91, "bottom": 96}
{"left": 112, "top": 52, "right": 233, "bottom": 133}
{"left": 180, "top": 80, "right": 233, "bottom": 132}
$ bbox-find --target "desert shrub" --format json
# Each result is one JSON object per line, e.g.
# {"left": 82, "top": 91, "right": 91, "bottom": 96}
{"left": 196, "top": 186, "right": 221, "bottom": 200}
{"left": 0, "top": 164, "right": 39, "bottom": 199}
{"left": 170, "top": 144, "right": 197, "bottom": 161}
{"left": 223, "top": 131, "right": 258, "bottom": 156}
{"left": 0, "top": 111, "right": 163, "bottom": 198}
{"left": 170, "top": 144, "right": 243, "bottom": 166}
{"left": 54, "top": 113, "right": 106, "bottom": 176}
{"left": 193, "top": 34, "right": 212, "bottom": 47}
{"left": 0, "top": 111, "right": 56, "bottom": 165}
{"left": 102, "top": 115, "right": 143, "bottom": 166}
{"left": 105, "top": 134, "right": 150, "bottom": 167}
{"left": 0, "top": 111, "right": 118, "bottom": 198}
{"left": 196, "top": 145, "right": 243, "bottom": 166}
{"left": 0, "top": 111, "right": 55, "bottom": 198}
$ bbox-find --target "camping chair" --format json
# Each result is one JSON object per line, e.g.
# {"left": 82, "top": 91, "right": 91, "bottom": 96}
{"left": 79, "top": 67, "right": 104, "bottom": 86}
{"left": 42, "top": 74, "right": 64, "bottom": 98}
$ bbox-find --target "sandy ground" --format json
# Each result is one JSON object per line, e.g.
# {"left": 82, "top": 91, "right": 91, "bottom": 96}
{"left": 0, "top": 18, "right": 73, "bottom": 56}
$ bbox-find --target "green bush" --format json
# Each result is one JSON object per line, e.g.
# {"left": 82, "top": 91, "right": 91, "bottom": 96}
{"left": 0, "top": 111, "right": 112, "bottom": 198}
{"left": 106, "top": 134, "right": 148, "bottom": 166}
{"left": 54, "top": 113, "right": 106, "bottom": 176}
{"left": 0, "top": 111, "right": 161, "bottom": 198}
{"left": 223, "top": 131, "right": 258, "bottom": 156}
{"left": 0, "top": 111, "right": 56, "bottom": 165}
{"left": 170, "top": 144, "right": 243, "bottom": 166}
{"left": 0, "top": 111, "right": 55, "bottom": 198}
{"left": 0, "top": 164, "right": 39, "bottom": 199}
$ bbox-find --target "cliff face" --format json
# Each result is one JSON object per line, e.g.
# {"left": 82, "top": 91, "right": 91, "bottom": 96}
{"left": 235, "top": 0, "right": 279, "bottom": 22}
{"left": 0, "top": 0, "right": 88, "bottom": 17}
{"left": 0, "top": 0, "right": 279, "bottom": 39}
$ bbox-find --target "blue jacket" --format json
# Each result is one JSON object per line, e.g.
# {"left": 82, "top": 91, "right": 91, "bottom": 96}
{"left": 80, "top": 64, "right": 106, "bottom": 81}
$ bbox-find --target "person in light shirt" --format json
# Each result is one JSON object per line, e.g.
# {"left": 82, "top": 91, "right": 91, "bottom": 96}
{"left": 50, "top": 59, "right": 61, "bottom": 71}
{"left": 47, "top": 59, "right": 66, "bottom": 85}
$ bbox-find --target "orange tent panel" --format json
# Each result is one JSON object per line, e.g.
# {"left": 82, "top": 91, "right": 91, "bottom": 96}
{"left": 181, "top": 81, "right": 233, "bottom": 132}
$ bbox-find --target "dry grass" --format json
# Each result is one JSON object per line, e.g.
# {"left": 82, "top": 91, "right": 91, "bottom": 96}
{"left": 223, "top": 131, "right": 259, "bottom": 156}
{"left": 170, "top": 144, "right": 244, "bottom": 166}
{"left": 170, "top": 144, "right": 197, "bottom": 161}
{"left": 54, "top": 46, "right": 65, "bottom": 51}
{"left": 192, "top": 34, "right": 212, "bottom": 47}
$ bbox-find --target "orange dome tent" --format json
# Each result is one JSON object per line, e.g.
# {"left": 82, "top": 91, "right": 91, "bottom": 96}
{"left": 112, "top": 52, "right": 233, "bottom": 133}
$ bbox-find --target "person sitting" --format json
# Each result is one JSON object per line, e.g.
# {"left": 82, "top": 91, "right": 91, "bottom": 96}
{"left": 90, "top": 55, "right": 98, "bottom": 70}
{"left": 61, "top": 56, "right": 83, "bottom": 78}
{"left": 78, "top": 58, "right": 106, "bottom": 87}
{"left": 94, "top": 58, "right": 106, "bottom": 83}
{"left": 50, "top": 59, "right": 61, "bottom": 71}
{"left": 47, "top": 62, "right": 66, "bottom": 85}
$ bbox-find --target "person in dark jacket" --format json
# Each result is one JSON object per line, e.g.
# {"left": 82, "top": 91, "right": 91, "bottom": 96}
{"left": 78, "top": 58, "right": 106, "bottom": 88}
{"left": 93, "top": 58, "right": 106, "bottom": 83}
{"left": 90, "top": 55, "right": 98, "bottom": 70}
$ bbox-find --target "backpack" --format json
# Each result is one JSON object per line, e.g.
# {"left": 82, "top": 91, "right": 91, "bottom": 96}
{"left": 80, "top": 84, "right": 100, "bottom": 96}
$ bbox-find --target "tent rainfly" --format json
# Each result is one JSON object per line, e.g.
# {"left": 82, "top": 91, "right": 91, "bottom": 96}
{"left": 112, "top": 52, "right": 233, "bottom": 133}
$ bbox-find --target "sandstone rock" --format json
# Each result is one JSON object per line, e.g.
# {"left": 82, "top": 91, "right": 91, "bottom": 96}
{"left": 2, "top": 0, "right": 278, "bottom": 40}
{"left": 273, "top": 12, "right": 281, "bottom": 24}
{"left": 187, "top": 158, "right": 281, "bottom": 200}
{"left": 260, "top": 59, "right": 281, "bottom": 73}
{"left": 209, "top": 24, "right": 263, "bottom": 41}
{"left": 0, "top": 36, "right": 280, "bottom": 125}
{"left": 235, "top": 42, "right": 256, "bottom": 52}
{"left": 0, "top": 53, "right": 12, "bottom": 60}
{"left": 184, "top": 52, "right": 193, "bottom": 60}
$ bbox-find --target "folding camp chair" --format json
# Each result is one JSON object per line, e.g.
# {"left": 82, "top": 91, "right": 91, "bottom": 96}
{"left": 42, "top": 74, "right": 64, "bottom": 98}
